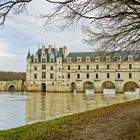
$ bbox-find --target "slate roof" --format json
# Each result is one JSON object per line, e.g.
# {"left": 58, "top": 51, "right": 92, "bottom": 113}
{"left": 27, "top": 47, "right": 63, "bottom": 63}
{"left": 67, "top": 50, "right": 140, "bottom": 62}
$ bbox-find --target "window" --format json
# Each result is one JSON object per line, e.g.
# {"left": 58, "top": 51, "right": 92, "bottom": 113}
{"left": 34, "top": 66, "right": 37, "bottom": 71}
{"left": 77, "top": 73, "right": 80, "bottom": 79}
{"left": 95, "top": 57, "right": 100, "bottom": 61}
{"left": 42, "top": 58, "right": 46, "bottom": 63}
{"left": 50, "top": 58, "right": 54, "bottom": 63}
{"left": 107, "top": 73, "right": 110, "bottom": 79}
{"left": 50, "top": 66, "right": 53, "bottom": 70}
{"left": 129, "top": 64, "right": 132, "bottom": 69}
{"left": 42, "top": 65, "right": 46, "bottom": 70}
{"left": 129, "top": 73, "right": 132, "bottom": 79}
{"left": 128, "top": 55, "right": 133, "bottom": 61}
{"left": 77, "top": 57, "right": 81, "bottom": 62}
{"left": 87, "top": 73, "right": 89, "bottom": 79}
{"left": 118, "top": 64, "right": 121, "bottom": 69}
{"left": 96, "top": 64, "right": 99, "bottom": 70}
{"left": 78, "top": 65, "right": 80, "bottom": 70}
{"left": 87, "top": 65, "right": 89, "bottom": 70}
{"left": 117, "top": 56, "right": 121, "bottom": 61}
{"left": 34, "top": 58, "right": 37, "bottom": 63}
{"left": 67, "top": 58, "right": 71, "bottom": 62}
{"left": 59, "top": 67, "right": 61, "bottom": 70}
{"left": 68, "top": 65, "right": 70, "bottom": 70}
{"left": 68, "top": 73, "right": 70, "bottom": 79}
{"left": 50, "top": 73, "right": 53, "bottom": 79}
{"left": 86, "top": 57, "right": 90, "bottom": 62}
{"left": 96, "top": 73, "right": 99, "bottom": 79}
{"left": 34, "top": 73, "right": 37, "bottom": 79}
{"left": 42, "top": 72, "right": 46, "bottom": 79}
{"left": 106, "top": 56, "right": 110, "bottom": 61}
{"left": 107, "top": 64, "right": 110, "bottom": 69}
{"left": 117, "top": 73, "right": 120, "bottom": 79}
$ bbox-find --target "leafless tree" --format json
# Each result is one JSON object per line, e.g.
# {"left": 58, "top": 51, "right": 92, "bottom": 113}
{"left": 0, "top": 0, "right": 140, "bottom": 52}
{"left": 0, "top": 0, "right": 31, "bottom": 27}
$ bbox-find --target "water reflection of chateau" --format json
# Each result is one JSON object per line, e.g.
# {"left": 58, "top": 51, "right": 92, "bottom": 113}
{"left": 26, "top": 45, "right": 140, "bottom": 93}
{"left": 25, "top": 92, "right": 140, "bottom": 124}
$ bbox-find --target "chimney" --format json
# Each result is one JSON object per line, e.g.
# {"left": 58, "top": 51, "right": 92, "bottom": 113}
{"left": 48, "top": 45, "right": 52, "bottom": 54}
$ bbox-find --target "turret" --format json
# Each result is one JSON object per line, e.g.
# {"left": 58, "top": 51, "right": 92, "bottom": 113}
{"left": 26, "top": 49, "right": 31, "bottom": 63}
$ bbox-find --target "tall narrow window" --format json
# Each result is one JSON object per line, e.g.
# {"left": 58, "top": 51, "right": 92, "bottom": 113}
{"left": 68, "top": 73, "right": 70, "bottom": 79}
{"left": 107, "top": 73, "right": 110, "bottom": 79}
{"left": 96, "top": 64, "right": 99, "bottom": 70}
{"left": 118, "top": 64, "right": 121, "bottom": 69}
{"left": 129, "top": 73, "right": 132, "bottom": 79}
{"left": 42, "top": 72, "right": 46, "bottom": 79}
{"left": 77, "top": 73, "right": 80, "bottom": 79}
{"left": 117, "top": 73, "right": 120, "bottom": 79}
{"left": 50, "top": 66, "right": 53, "bottom": 70}
{"left": 96, "top": 73, "right": 98, "bottom": 79}
{"left": 50, "top": 73, "right": 53, "bottom": 79}
{"left": 34, "top": 73, "right": 37, "bottom": 79}
{"left": 34, "top": 66, "right": 37, "bottom": 71}
{"left": 68, "top": 65, "right": 70, "bottom": 70}
{"left": 107, "top": 64, "right": 110, "bottom": 69}
{"left": 87, "top": 73, "right": 89, "bottom": 79}
{"left": 78, "top": 65, "right": 80, "bottom": 70}
{"left": 87, "top": 65, "right": 89, "bottom": 70}
{"left": 129, "top": 64, "right": 132, "bottom": 69}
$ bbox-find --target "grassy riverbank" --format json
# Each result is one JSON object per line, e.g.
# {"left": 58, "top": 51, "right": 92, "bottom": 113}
{"left": 0, "top": 99, "right": 140, "bottom": 140}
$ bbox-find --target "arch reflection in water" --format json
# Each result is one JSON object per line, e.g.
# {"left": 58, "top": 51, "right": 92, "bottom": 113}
{"left": 25, "top": 92, "right": 140, "bottom": 124}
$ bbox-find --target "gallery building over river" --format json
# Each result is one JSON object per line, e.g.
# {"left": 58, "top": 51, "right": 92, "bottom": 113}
{"left": 26, "top": 45, "right": 140, "bottom": 93}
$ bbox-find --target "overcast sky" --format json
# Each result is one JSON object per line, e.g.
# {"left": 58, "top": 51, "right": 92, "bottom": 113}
{"left": 0, "top": 0, "right": 92, "bottom": 72}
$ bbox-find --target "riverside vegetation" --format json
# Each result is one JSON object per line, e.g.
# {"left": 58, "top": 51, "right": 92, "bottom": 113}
{"left": 0, "top": 99, "right": 140, "bottom": 140}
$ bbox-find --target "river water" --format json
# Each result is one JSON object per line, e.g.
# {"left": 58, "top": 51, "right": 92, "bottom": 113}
{"left": 0, "top": 92, "right": 140, "bottom": 130}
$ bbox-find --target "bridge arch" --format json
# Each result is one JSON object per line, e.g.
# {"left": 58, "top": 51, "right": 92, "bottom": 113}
{"left": 102, "top": 81, "right": 115, "bottom": 89}
{"left": 123, "top": 81, "right": 139, "bottom": 92}
{"left": 41, "top": 83, "right": 46, "bottom": 92}
{"left": 83, "top": 81, "right": 94, "bottom": 92}
{"left": 8, "top": 84, "right": 16, "bottom": 91}
{"left": 71, "top": 82, "right": 76, "bottom": 92}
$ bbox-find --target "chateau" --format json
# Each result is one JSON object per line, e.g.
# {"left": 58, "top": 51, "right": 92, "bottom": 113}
{"left": 26, "top": 45, "right": 140, "bottom": 93}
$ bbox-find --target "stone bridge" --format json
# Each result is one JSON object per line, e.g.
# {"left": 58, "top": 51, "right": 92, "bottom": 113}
{"left": 0, "top": 80, "right": 25, "bottom": 91}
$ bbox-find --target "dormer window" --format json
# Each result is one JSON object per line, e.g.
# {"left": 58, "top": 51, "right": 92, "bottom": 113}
{"left": 117, "top": 56, "right": 122, "bottom": 61}
{"left": 128, "top": 55, "right": 133, "bottom": 61}
{"left": 50, "top": 58, "right": 54, "bottom": 63}
{"left": 67, "top": 57, "right": 71, "bottom": 62}
{"left": 42, "top": 58, "right": 46, "bottom": 63}
{"left": 34, "top": 58, "right": 38, "bottom": 63}
{"left": 106, "top": 56, "right": 111, "bottom": 61}
{"left": 86, "top": 57, "right": 90, "bottom": 62}
{"left": 95, "top": 57, "right": 100, "bottom": 62}
{"left": 77, "top": 57, "right": 81, "bottom": 62}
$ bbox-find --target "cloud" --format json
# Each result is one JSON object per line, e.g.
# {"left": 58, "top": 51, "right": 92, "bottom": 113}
{"left": 0, "top": 0, "right": 91, "bottom": 72}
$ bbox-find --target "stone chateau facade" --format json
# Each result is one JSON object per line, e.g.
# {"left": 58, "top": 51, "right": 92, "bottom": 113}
{"left": 26, "top": 45, "right": 140, "bottom": 93}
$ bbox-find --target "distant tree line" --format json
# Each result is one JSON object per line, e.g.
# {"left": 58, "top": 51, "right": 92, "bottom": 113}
{"left": 0, "top": 71, "right": 26, "bottom": 81}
